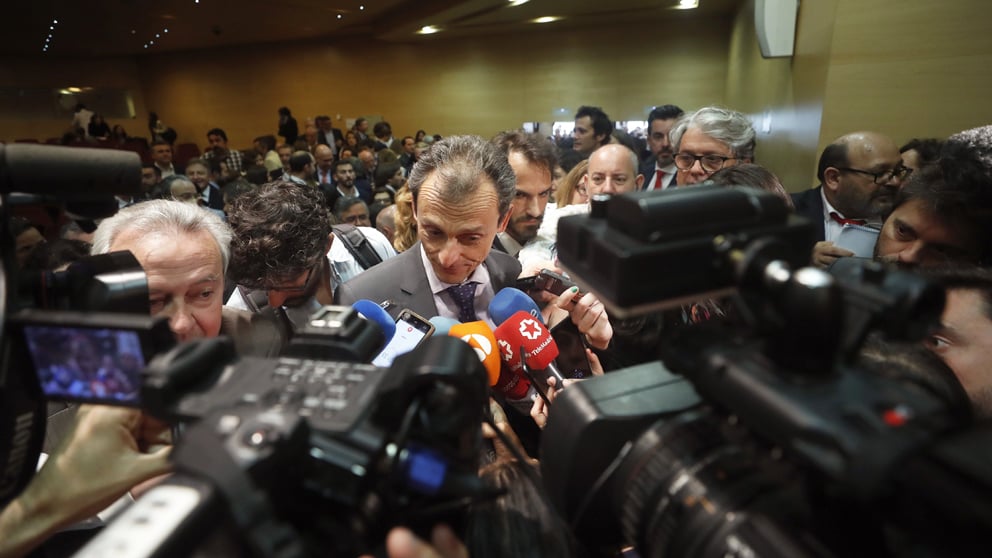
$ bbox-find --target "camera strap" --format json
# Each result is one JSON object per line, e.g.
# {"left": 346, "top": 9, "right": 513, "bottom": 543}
{"left": 332, "top": 224, "right": 382, "bottom": 271}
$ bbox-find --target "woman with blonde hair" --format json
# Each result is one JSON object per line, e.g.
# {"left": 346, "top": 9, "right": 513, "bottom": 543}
{"left": 391, "top": 185, "right": 418, "bottom": 253}
{"left": 555, "top": 159, "right": 590, "bottom": 208}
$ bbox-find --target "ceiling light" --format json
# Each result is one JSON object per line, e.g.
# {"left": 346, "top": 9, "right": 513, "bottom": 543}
{"left": 164, "top": 28, "right": 169, "bottom": 33}
{"left": 67, "top": 87, "right": 82, "bottom": 92}
{"left": 532, "top": 16, "right": 561, "bottom": 23}
{"left": 676, "top": 0, "right": 699, "bottom": 8}
{"left": 359, "top": 5, "right": 364, "bottom": 10}
{"left": 52, "top": 19, "right": 58, "bottom": 24}
{"left": 417, "top": 25, "right": 441, "bottom": 35}
{"left": 508, "top": 0, "right": 530, "bottom": 6}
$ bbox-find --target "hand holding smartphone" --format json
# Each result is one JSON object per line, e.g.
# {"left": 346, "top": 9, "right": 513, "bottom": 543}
{"left": 371, "top": 308, "right": 435, "bottom": 367}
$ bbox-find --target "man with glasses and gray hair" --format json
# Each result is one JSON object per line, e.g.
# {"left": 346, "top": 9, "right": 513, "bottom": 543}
{"left": 792, "top": 131, "right": 910, "bottom": 268}
{"left": 669, "top": 106, "right": 756, "bottom": 187}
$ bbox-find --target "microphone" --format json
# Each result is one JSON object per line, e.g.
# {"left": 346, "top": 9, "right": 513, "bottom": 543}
{"left": 352, "top": 299, "right": 397, "bottom": 341}
{"left": 488, "top": 288, "right": 543, "bottom": 326}
{"left": 448, "top": 321, "right": 501, "bottom": 387}
{"left": 429, "top": 316, "right": 461, "bottom": 336}
{"left": 494, "top": 310, "right": 567, "bottom": 386}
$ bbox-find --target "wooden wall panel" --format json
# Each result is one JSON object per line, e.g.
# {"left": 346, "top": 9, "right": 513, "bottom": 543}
{"left": 820, "top": 0, "right": 992, "bottom": 150}
{"left": 723, "top": 0, "right": 838, "bottom": 191}
{"left": 135, "top": 18, "right": 731, "bottom": 151}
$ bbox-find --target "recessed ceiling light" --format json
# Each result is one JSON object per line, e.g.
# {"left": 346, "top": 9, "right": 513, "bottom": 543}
{"left": 67, "top": 87, "right": 82, "bottom": 92}
{"left": 676, "top": 0, "right": 699, "bottom": 8}
{"left": 52, "top": 19, "right": 58, "bottom": 24}
{"left": 359, "top": 5, "right": 364, "bottom": 10}
{"left": 417, "top": 25, "right": 441, "bottom": 35}
{"left": 337, "top": 14, "right": 343, "bottom": 19}
{"left": 163, "top": 28, "right": 169, "bottom": 33}
{"left": 508, "top": 0, "right": 530, "bottom": 6}
{"left": 532, "top": 16, "right": 562, "bottom": 24}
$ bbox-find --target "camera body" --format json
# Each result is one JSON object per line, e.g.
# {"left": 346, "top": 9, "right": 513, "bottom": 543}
{"left": 542, "top": 186, "right": 992, "bottom": 557}
{"left": 0, "top": 145, "right": 493, "bottom": 556}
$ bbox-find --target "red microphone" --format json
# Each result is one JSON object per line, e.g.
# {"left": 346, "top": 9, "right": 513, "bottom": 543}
{"left": 493, "top": 310, "right": 567, "bottom": 386}
{"left": 451, "top": 320, "right": 535, "bottom": 412}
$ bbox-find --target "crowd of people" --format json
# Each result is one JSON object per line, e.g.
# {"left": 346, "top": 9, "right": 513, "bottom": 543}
{"left": 3, "top": 101, "right": 992, "bottom": 557}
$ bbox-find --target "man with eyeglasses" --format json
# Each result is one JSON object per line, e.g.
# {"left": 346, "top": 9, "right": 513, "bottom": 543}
{"left": 792, "top": 131, "right": 909, "bottom": 268}
{"left": 873, "top": 124, "right": 992, "bottom": 267}
{"left": 669, "top": 106, "right": 756, "bottom": 187}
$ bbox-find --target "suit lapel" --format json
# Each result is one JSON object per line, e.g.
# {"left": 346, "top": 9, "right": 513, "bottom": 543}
{"left": 399, "top": 243, "right": 438, "bottom": 316}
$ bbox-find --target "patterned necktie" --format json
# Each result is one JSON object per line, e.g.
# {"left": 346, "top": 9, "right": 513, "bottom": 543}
{"left": 446, "top": 281, "right": 479, "bottom": 323}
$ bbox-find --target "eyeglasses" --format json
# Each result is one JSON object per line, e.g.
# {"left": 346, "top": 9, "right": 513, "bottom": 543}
{"left": 838, "top": 166, "right": 912, "bottom": 184}
{"left": 674, "top": 153, "right": 735, "bottom": 173}
{"left": 266, "top": 263, "right": 318, "bottom": 294}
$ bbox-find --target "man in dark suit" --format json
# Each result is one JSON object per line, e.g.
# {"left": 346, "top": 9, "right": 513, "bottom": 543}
{"left": 791, "top": 131, "right": 908, "bottom": 268}
{"left": 336, "top": 135, "right": 520, "bottom": 323}
{"left": 639, "top": 104, "right": 684, "bottom": 191}
{"left": 315, "top": 115, "right": 344, "bottom": 150}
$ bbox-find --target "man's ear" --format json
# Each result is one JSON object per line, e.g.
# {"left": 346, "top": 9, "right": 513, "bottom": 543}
{"left": 497, "top": 209, "right": 512, "bottom": 233}
{"left": 634, "top": 173, "right": 645, "bottom": 191}
{"left": 326, "top": 232, "right": 335, "bottom": 251}
{"left": 823, "top": 167, "right": 842, "bottom": 192}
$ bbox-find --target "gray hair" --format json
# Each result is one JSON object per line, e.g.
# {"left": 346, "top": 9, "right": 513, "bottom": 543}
{"left": 91, "top": 200, "right": 233, "bottom": 272}
{"left": 670, "top": 106, "right": 757, "bottom": 162}
{"left": 407, "top": 135, "right": 516, "bottom": 219}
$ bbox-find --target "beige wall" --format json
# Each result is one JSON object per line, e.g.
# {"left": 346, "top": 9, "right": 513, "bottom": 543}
{"left": 134, "top": 18, "right": 731, "bottom": 151}
{"left": 820, "top": 0, "right": 992, "bottom": 148}
{"left": 0, "top": 55, "right": 148, "bottom": 142}
{"left": 724, "top": 0, "right": 838, "bottom": 191}
{"left": 725, "top": 0, "right": 992, "bottom": 191}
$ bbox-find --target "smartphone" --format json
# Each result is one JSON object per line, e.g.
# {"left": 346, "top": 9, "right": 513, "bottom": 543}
{"left": 548, "top": 318, "right": 593, "bottom": 380}
{"left": 516, "top": 269, "right": 578, "bottom": 297}
{"left": 11, "top": 310, "right": 176, "bottom": 406}
{"left": 534, "top": 269, "right": 575, "bottom": 296}
{"left": 371, "top": 308, "right": 435, "bottom": 367}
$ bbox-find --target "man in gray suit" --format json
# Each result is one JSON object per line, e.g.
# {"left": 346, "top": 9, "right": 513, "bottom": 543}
{"left": 336, "top": 135, "right": 520, "bottom": 324}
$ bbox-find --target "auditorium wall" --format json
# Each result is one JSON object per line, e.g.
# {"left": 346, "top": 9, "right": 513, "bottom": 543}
{"left": 723, "top": 0, "right": 992, "bottom": 190}
{"left": 135, "top": 17, "right": 731, "bottom": 151}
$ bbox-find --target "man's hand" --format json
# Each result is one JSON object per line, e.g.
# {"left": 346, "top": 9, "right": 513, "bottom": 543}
{"left": 530, "top": 377, "right": 579, "bottom": 429}
{"left": 811, "top": 241, "right": 855, "bottom": 269}
{"left": 554, "top": 287, "right": 613, "bottom": 350}
{"left": 0, "top": 405, "right": 172, "bottom": 557}
{"left": 385, "top": 525, "right": 469, "bottom": 558}
{"left": 482, "top": 399, "right": 531, "bottom": 463}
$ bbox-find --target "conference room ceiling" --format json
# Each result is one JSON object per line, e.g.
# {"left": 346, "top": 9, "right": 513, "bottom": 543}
{"left": 3, "top": 0, "right": 743, "bottom": 56}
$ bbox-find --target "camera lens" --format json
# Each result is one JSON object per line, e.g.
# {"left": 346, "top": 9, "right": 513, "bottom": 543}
{"left": 615, "top": 411, "right": 793, "bottom": 558}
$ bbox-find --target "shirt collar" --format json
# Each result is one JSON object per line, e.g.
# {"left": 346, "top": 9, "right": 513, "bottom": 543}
{"left": 419, "top": 244, "right": 491, "bottom": 294}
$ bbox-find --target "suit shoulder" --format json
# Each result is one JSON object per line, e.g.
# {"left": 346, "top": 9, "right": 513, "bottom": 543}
{"left": 338, "top": 247, "right": 419, "bottom": 304}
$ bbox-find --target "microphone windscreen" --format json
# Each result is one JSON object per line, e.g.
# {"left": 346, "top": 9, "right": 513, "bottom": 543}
{"left": 496, "top": 310, "right": 559, "bottom": 370}
{"left": 1, "top": 144, "right": 142, "bottom": 196}
{"left": 429, "top": 316, "right": 460, "bottom": 336}
{"left": 352, "top": 299, "right": 396, "bottom": 340}
{"left": 488, "top": 287, "right": 543, "bottom": 326}
{"left": 449, "top": 321, "right": 500, "bottom": 387}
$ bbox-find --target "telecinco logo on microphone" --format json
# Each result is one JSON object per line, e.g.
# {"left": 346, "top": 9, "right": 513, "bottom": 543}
{"left": 498, "top": 339, "right": 513, "bottom": 360}
{"left": 519, "top": 319, "right": 541, "bottom": 341}
{"left": 460, "top": 333, "right": 493, "bottom": 361}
